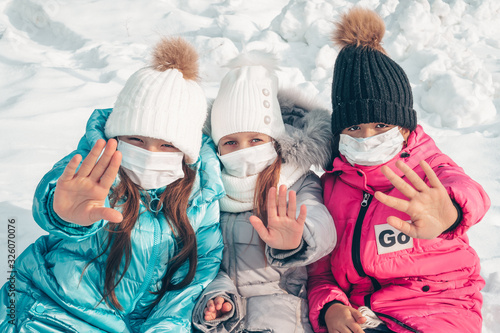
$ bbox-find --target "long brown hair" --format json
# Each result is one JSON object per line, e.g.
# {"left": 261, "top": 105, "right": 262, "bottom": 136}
{"left": 95, "top": 161, "right": 197, "bottom": 311}
{"left": 253, "top": 142, "right": 282, "bottom": 226}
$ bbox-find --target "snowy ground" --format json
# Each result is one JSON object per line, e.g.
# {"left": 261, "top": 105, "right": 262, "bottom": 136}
{"left": 0, "top": 0, "right": 499, "bottom": 331}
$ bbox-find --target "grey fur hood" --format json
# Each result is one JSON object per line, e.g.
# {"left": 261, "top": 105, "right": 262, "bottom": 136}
{"left": 204, "top": 88, "right": 333, "bottom": 170}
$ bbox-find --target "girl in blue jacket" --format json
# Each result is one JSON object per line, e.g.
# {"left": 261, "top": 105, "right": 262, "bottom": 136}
{"left": 0, "top": 37, "right": 224, "bottom": 332}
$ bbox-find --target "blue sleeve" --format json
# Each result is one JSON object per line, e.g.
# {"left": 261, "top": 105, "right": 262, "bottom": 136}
{"left": 31, "top": 109, "right": 113, "bottom": 241}
{"left": 140, "top": 201, "right": 224, "bottom": 332}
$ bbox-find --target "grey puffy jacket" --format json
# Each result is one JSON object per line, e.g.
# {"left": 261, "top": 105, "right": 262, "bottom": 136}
{"left": 193, "top": 90, "right": 337, "bottom": 333}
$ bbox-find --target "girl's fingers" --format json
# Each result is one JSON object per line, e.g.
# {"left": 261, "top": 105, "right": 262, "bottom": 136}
{"left": 249, "top": 215, "right": 269, "bottom": 242}
{"left": 395, "top": 160, "right": 429, "bottom": 192}
{"left": 105, "top": 208, "right": 124, "bottom": 224}
{"left": 374, "top": 191, "right": 410, "bottom": 213}
{"left": 89, "top": 207, "right": 123, "bottom": 224}
{"left": 206, "top": 299, "right": 215, "bottom": 311}
{"left": 287, "top": 190, "right": 297, "bottom": 219}
{"left": 59, "top": 154, "right": 82, "bottom": 182}
{"left": 380, "top": 164, "right": 417, "bottom": 200}
{"left": 76, "top": 139, "right": 107, "bottom": 177}
{"left": 89, "top": 139, "right": 118, "bottom": 182}
{"left": 222, "top": 301, "right": 233, "bottom": 313}
{"left": 296, "top": 205, "right": 307, "bottom": 225}
{"left": 266, "top": 187, "right": 278, "bottom": 219}
{"left": 222, "top": 303, "right": 232, "bottom": 314}
{"left": 346, "top": 323, "right": 365, "bottom": 333}
{"left": 335, "top": 325, "right": 354, "bottom": 333}
{"left": 99, "top": 151, "right": 122, "bottom": 189}
{"left": 350, "top": 308, "right": 366, "bottom": 324}
{"left": 214, "top": 297, "right": 225, "bottom": 311}
{"left": 204, "top": 303, "right": 215, "bottom": 320}
{"left": 420, "top": 160, "right": 444, "bottom": 189}
{"left": 386, "top": 216, "right": 415, "bottom": 238}
{"left": 278, "top": 185, "right": 288, "bottom": 217}
{"left": 346, "top": 309, "right": 366, "bottom": 333}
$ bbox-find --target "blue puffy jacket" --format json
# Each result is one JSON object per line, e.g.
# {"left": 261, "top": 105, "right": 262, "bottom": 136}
{"left": 0, "top": 109, "right": 225, "bottom": 332}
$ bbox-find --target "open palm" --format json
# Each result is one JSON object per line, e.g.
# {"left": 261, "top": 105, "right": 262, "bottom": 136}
{"left": 374, "top": 160, "right": 458, "bottom": 239}
{"left": 53, "top": 139, "right": 123, "bottom": 226}
{"left": 249, "top": 185, "right": 307, "bottom": 250}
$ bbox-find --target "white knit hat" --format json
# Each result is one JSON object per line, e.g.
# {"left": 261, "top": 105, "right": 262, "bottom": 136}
{"left": 105, "top": 37, "right": 207, "bottom": 164}
{"left": 211, "top": 51, "right": 286, "bottom": 146}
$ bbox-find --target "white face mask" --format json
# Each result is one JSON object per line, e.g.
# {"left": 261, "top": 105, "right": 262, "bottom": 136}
{"left": 117, "top": 140, "right": 185, "bottom": 190}
{"left": 218, "top": 141, "right": 278, "bottom": 178}
{"left": 338, "top": 126, "right": 405, "bottom": 166}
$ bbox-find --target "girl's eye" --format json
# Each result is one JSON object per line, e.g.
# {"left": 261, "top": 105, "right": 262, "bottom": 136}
{"left": 223, "top": 141, "right": 236, "bottom": 146}
{"left": 162, "top": 144, "right": 174, "bottom": 148}
{"left": 347, "top": 126, "right": 360, "bottom": 131}
{"left": 128, "top": 137, "right": 143, "bottom": 142}
{"left": 375, "top": 123, "right": 389, "bottom": 128}
{"left": 251, "top": 138, "right": 262, "bottom": 143}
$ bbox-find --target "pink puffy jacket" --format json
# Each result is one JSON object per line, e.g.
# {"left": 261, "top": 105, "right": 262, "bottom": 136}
{"left": 308, "top": 126, "right": 490, "bottom": 333}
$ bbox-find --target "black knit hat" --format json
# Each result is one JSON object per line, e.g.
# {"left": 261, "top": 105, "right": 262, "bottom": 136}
{"left": 330, "top": 7, "right": 417, "bottom": 135}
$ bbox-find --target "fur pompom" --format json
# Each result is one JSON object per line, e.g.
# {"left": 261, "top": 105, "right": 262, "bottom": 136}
{"left": 225, "top": 50, "right": 280, "bottom": 72}
{"left": 332, "top": 7, "right": 387, "bottom": 54}
{"left": 152, "top": 37, "right": 199, "bottom": 80}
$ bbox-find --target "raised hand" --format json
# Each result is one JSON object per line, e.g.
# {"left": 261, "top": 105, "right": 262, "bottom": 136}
{"left": 324, "top": 303, "right": 367, "bottom": 333}
{"left": 204, "top": 296, "right": 233, "bottom": 321}
{"left": 249, "top": 185, "right": 307, "bottom": 250}
{"left": 374, "top": 160, "right": 458, "bottom": 239}
{"left": 53, "top": 139, "right": 123, "bottom": 226}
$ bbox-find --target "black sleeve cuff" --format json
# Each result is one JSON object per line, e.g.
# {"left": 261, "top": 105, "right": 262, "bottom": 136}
{"left": 443, "top": 199, "right": 463, "bottom": 234}
{"left": 319, "top": 300, "right": 344, "bottom": 327}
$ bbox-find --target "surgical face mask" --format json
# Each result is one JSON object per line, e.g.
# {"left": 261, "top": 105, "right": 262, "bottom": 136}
{"left": 117, "top": 140, "right": 184, "bottom": 190}
{"left": 338, "top": 126, "right": 405, "bottom": 166}
{"left": 218, "top": 141, "right": 278, "bottom": 178}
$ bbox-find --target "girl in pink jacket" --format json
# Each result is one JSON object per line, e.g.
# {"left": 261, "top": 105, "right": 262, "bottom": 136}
{"left": 307, "top": 8, "right": 490, "bottom": 333}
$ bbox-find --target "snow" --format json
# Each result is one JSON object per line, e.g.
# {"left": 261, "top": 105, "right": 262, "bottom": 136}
{"left": 0, "top": 0, "right": 499, "bottom": 330}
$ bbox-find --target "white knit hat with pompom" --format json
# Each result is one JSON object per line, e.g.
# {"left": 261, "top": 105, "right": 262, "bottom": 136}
{"left": 105, "top": 37, "right": 207, "bottom": 164}
{"left": 210, "top": 51, "right": 286, "bottom": 146}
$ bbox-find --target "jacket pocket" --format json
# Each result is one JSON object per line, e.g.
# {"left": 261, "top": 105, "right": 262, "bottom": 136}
{"left": 244, "top": 294, "right": 312, "bottom": 333}
{"left": 233, "top": 218, "right": 262, "bottom": 246}
{"left": 25, "top": 297, "right": 106, "bottom": 333}
{"left": 26, "top": 302, "right": 79, "bottom": 333}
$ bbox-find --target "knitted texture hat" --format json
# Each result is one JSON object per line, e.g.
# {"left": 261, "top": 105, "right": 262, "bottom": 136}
{"left": 211, "top": 51, "right": 286, "bottom": 146}
{"left": 105, "top": 37, "right": 207, "bottom": 164}
{"left": 330, "top": 7, "right": 417, "bottom": 134}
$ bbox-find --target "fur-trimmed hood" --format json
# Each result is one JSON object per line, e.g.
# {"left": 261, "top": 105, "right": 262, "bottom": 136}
{"left": 204, "top": 88, "right": 333, "bottom": 170}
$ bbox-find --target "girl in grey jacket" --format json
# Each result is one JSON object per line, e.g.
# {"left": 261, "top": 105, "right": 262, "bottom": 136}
{"left": 192, "top": 52, "right": 336, "bottom": 333}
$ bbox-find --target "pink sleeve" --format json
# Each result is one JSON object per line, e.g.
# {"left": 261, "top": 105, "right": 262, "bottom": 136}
{"left": 307, "top": 254, "right": 350, "bottom": 332}
{"left": 427, "top": 155, "right": 490, "bottom": 240}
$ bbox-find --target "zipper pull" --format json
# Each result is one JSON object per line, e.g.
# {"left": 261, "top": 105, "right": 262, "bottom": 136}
{"left": 149, "top": 192, "right": 163, "bottom": 213}
{"left": 361, "top": 192, "right": 370, "bottom": 207}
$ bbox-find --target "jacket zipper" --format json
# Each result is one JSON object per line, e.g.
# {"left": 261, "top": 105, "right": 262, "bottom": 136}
{"left": 133, "top": 194, "right": 162, "bottom": 308}
{"left": 229, "top": 213, "right": 238, "bottom": 284}
{"left": 351, "top": 192, "right": 372, "bottom": 278}
{"left": 352, "top": 192, "right": 420, "bottom": 333}
{"left": 135, "top": 218, "right": 160, "bottom": 298}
